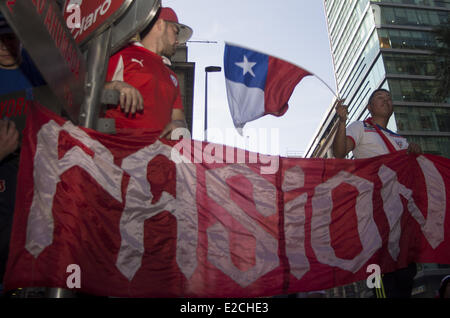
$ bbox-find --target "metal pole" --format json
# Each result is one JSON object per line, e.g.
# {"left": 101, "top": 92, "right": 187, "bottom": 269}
{"left": 204, "top": 70, "right": 208, "bottom": 141}
{"left": 204, "top": 66, "right": 221, "bottom": 142}
{"left": 79, "top": 27, "right": 113, "bottom": 129}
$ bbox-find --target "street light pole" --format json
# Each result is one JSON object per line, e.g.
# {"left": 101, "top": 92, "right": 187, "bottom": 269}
{"left": 204, "top": 66, "right": 222, "bottom": 141}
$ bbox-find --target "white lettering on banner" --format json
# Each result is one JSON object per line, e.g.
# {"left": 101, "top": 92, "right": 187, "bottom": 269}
{"left": 205, "top": 164, "right": 279, "bottom": 287}
{"left": 378, "top": 156, "right": 446, "bottom": 251}
{"left": 283, "top": 166, "right": 309, "bottom": 280}
{"left": 378, "top": 165, "right": 407, "bottom": 260}
{"left": 311, "top": 171, "right": 382, "bottom": 273}
{"left": 416, "top": 156, "right": 446, "bottom": 248}
{"left": 26, "top": 120, "right": 123, "bottom": 258}
{"left": 26, "top": 119, "right": 447, "bottom": 288}
{"left": 117, "top": 141, "right": 198, "bottom": 281}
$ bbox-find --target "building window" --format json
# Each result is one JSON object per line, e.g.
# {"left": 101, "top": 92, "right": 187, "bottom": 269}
{"left": 406, "top": 135, "right": 450, "bottom": 158}
{"left": 383, "top": 53, "right": 438, "bottom": 76}
{"left": 380, "top": 7, "right": 449, "bottom": 27}
{"left": 395, "top": 106, "right": 450, "bottom": 133}
{"left": 378, "top": 29, "right": 439, "bottom": 50}
{"left": 388, "top": 78, "right": 449, "bottom": 103}
{"left": 371, "top": 0, "right": 450, "bottom": 9}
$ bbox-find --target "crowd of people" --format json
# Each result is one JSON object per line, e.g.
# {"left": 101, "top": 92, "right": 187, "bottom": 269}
{"left": 0, "top": 5, "right": 448, "bottom": 299}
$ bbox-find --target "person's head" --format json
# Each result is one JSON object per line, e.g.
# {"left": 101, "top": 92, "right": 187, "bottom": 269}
{"left": 0, "top": 13, "right": 21, "bottom": 69}
{"left": 140, "top": 7, "right": 192, "bottom": 58}
{"left": 439, "top": 275, "right": 450, "bottom": 298}
{"left": 367, "top": 88, "right": 393, "bottom": 119}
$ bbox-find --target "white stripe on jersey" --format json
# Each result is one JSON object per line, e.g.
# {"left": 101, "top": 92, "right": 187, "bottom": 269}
{"left": 111, "top": 56, "right": 124, "bottom": 82}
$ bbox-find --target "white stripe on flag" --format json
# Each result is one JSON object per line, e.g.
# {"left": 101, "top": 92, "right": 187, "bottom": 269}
{"left": 225, "top": 79, "right": 265, "bottom": 129}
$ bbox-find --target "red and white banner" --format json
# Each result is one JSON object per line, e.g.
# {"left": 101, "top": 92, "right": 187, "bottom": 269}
{"left": 4, "top": 105, "right": 450, "bottom": 297}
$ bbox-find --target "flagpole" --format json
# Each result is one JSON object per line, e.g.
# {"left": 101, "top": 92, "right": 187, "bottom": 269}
{"left": 310, "top": 72, "right": 339, "bottom": 100}
{"left": 292, "top": 63, "right": 340, "bottom": 100}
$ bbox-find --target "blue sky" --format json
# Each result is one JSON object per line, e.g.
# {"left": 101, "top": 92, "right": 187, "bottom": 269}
{"left": 164, "top": 0, "right": 337, "bottom": 156}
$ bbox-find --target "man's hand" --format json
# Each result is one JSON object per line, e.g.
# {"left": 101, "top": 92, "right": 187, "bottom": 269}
{"left": 335, "top": 99, "right": 348, "bottom": 123}
{"left": 105, "top": 81, "right": 144, "bottom": 115}
{"left": 407, "top": 142, "right": 422, "bottom": 155}
{"left": 159, "top": 120, "right": 188, "bottom": 140}
{"left": 0, "top": 119, "right": 19, "bottom": 162}
{"left": 332, "top": 99, "right": 354, "bottom": 159}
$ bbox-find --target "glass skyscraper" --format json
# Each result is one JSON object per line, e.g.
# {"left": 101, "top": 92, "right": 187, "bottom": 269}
{"left": 308, "top": 0, "right": 450, "bottom": 298}
{"left": 306, "top": 0, "right": 450, "bottom": 159}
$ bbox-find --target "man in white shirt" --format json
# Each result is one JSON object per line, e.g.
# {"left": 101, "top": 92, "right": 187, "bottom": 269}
{"left": 333, "top": 89, "right": 421, "bottom": 159}
{"left": 332, "top": 88, "right": 422, "bottom": 298}
{"left": 344, "top": 120, "right": 409, "bottom": 159}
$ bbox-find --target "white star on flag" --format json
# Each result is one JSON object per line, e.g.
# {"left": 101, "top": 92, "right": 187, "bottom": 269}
{"left": 235, "top": 55, "right": 257, "bottom": 77}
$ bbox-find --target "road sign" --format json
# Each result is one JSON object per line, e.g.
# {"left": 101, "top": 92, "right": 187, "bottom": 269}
{"left": 63, "top": 0, "right": 132, "bottom": 46}
{"left": 0, "top": 0, "right": 86, "bottom": 124}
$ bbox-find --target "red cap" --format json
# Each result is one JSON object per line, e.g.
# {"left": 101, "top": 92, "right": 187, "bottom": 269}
{"left": 159, "top": 7, "right": 179, "bottom": 24}
{"left": 158, "top": 7, "right": 192, "bottom": 44}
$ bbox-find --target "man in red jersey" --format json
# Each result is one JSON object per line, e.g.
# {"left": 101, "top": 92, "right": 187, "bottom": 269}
{"left": 105, "top": 7, "right": 192, "bottom": 139}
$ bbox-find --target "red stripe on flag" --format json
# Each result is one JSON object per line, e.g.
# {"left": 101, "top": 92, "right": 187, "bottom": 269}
{"left": 264, "top": 57, "right": 311, "bottom": 117}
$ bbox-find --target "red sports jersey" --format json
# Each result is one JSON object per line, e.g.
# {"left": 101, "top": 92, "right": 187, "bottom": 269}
{"left": 105, "top": 43, "right": 183, "bottom": 131}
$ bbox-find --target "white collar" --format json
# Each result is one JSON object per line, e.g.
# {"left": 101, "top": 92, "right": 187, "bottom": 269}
{"left": 131, "top": 42, "right": 171, "bottom": 65}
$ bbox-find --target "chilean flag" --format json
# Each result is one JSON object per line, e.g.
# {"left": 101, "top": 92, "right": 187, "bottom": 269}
{"left": 224, "top": 43, "right": 311, "bottom": 129}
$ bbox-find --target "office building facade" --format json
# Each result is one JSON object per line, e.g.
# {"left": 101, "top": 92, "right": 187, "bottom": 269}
{"left": 309, "top": 0, "right": 450, "bottom": 298}
{"left": 306, "top": 0, "right": 450, "bottom": 159}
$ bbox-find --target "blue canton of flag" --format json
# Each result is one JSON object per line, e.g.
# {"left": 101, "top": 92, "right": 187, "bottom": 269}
{"left": 224, "top": 45, "right": 268, "bottom": 90}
